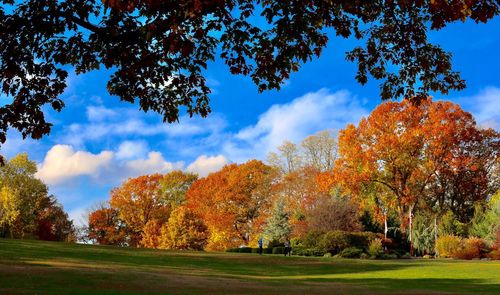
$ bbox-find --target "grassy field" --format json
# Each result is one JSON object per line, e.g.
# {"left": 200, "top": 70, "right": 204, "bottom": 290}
{"left": 0, "top": 239, "right": 499, "bottom": 294}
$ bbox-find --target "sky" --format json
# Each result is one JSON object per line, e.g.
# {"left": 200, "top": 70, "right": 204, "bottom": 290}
{"left": 3, "top": 18, "right": 500, "bottom": 226}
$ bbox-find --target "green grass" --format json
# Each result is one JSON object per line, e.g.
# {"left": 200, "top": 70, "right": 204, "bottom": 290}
{"left": 0, "top": 239, "right": 499, "bottom": 294}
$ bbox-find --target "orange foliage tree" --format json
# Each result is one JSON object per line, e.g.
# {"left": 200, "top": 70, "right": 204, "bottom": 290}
{"left": 110, "top": 174, "right": 170, "bottom": 246}
{"left": 186, "top": 160, "right": 276, "bottom": 250}
{"left": 87, "top": 206, "right": 127, "bottom": 246}
{"left": 332, "top": 99, "right": 499, "bottom": 240}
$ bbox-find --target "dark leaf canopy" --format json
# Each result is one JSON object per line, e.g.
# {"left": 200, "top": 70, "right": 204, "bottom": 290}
{"left": 1, "top": 0, "right": 498, "bottom": 144}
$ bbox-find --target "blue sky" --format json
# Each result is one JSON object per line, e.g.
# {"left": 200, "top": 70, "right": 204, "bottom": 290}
{"left": 3, "top": 19, "right": 500, "bottom": 225}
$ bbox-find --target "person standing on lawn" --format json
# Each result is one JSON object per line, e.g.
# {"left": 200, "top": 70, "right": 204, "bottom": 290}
{"left": 258, "top": 237, "right": 263, "bottom": 255}
{"left": 284, "top": 239, "right": 291, "bottom": 256}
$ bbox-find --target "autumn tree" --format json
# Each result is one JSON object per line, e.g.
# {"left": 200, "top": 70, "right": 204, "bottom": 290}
{"left": 159, "top": 206, "right": 208, "bottom": 250}
{"left": 333, "top": 99, "right": 499, "bottom": 244}
{"left": 0, "top": 153, "right": 74, "bottom": 240}
{"left": 87, "top": 205, "right": 127, "bottom": 246}
{"left": 186, "top": 160, "right": 275, "bottom": 250}
{"left": 3, "top": 1, "right": 499, "bottom": 147}
{"left": 140, "top": 219, "right": 163, "bottom": 249}
{"left": 110, "top": 174, "right": 170, "bottom": 246}
{"left": 160, "top": 171, "right": 198, "bottom": 208}
{"left": 0, "top": 186, "right": 19, "bottom": 238}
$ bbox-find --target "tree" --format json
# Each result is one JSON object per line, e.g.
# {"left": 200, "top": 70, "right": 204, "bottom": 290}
{"left": 267, "top": 141, "right": 302, "bottom": 174}
{"left": 306, "top": 194, "right": 363, "bottom": 233}
{"left": 263, "top": 197, "right": 292, "bottom": 244}
{"left": 35, "top": 195, "right": 75, "bottom": 242}
{"left": 469, "top": 191, "right": 500, "bottom": 244}
{"left": 140, "top": 219, "right": 164, "bottom": 249}
{"left": 0, "top": 153, "right": 74, "bottom": 240}
{"left": 186, "top": 160, "right": 275, "bottom": 250}
{"left": 109, "top": 174, "right": 170, "bottom": 246}
{"left": 301, "top": 130, "right": 338, "bottom": 172}
{"left": 269, "top": 166, "right": 327, "bottom": 238}
{"left": 87, "top": 206, "right": 127, "bottom": 246}
{"left": 334, "top": 99, "right": 499, "bottom": 241}
{"left": 159, "top": 206, "right": 208, "bottom": 250}
{"left": 3, "top": 1, "right": 498, "bottom": 146}
{"left": 160, "top": 171, "right": 198, "bottom": 207}
{"left": 0, "top": 186, "right": 19, "bottom": 238}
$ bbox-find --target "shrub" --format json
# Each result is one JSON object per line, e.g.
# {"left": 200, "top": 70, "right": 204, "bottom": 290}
{"left": 317, "top": 231, "right": 349, "bottom": 254}
{"left": 340, "top": 247, "right": 364, "bottom": 258}
{"left": 360, "top": 253, "right": 370, "bottom": 259}
{"left": 368, "top": 238, "right": 383, "bottom": 257}
{"left": 251, "top": 248, "right": 260, "bottom": 254}
{"left": 302, "top": 230, "right": 324, "bottom": 248}
{"left": 379, "top": 253, "right": 399, "bottom": 259}
{"left": 292, "top": 247, "right": 325, "bottom": 257}
{"left": 272, "top": 247, "right": 286, "bottom": 254}
{"left": 454, "top": 237, "right": 488, "bottom": 260}
{"left": 348, "top": 232, "right": 378, "bottom": 249}
{"left": 238, "top": 247, "right": 253, "bottom": 253}
{"left": 436, "top": 235, "right": 462, "bottom": 258}
{"left": 488, "top": 249, "right": 500, "bottom": 260}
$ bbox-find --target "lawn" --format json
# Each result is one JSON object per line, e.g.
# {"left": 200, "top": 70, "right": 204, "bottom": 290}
{"left": 0, "top": 239, "right": 499, "bottom": 294}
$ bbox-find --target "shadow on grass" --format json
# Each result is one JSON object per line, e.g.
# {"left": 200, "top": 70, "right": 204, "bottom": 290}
{"left": 307, "top": 278, "right": 500, "bottom": 294}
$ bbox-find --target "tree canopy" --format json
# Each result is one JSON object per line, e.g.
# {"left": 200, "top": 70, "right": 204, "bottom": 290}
{"left": 1, "top": 1, "right": 499, "bottom": 146}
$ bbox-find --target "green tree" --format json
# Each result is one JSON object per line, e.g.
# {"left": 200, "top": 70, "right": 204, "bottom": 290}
{"left": 0, "top": 153, "right": 49, "bottom": 238}
{"left": 469, "top": 192, "right": 500, "bottom": 244}
{"left": 2, "top": 1, "right": 499, "bottom": 146}
{"left": 263, "top": 197, "right": 292, "bottom": 244}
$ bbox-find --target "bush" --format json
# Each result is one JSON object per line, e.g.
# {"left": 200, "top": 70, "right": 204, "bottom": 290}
{"left": 360, "top": 253, "right": 370, "bottom": 259}
{"left": 368, "top": 238, "right": 383, "bottom": 257}
{"left": 436, "top": 235, "right": 462, "bottom": 258}
{"left": 302, "top": 231, "right": 324, "bottom": 248}
{"left": 272, "top": 246, "right": 286, "bottom": 254}
{"left": 317, "top": 231, "right": 350, "bottom": 254}
{"left": 340, "top": 247, "right": 364, "bottom": 258}
{"left": 292, "top": 247, "right": 325, "bottom": 257}
{"left": 238, "top": 247, "right": 252, "bottom": 253}
{"left": 379, "top": 253, "right": 399, "bottom": 260}
{"left": 454, "top": 237, "right": 488, "bottom": 260}
{"left": 488, "top": 249, "right": 500, "bottom": 260}
{"left": 251, "top": 248, "right": 260, "bottom": 254}
{"left": 348, "top": 232, "right": 378, "bottom": 249}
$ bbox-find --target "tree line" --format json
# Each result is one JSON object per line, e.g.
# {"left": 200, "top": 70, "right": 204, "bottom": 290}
{"left": 86, "top": 99, "right": 499, "bottom": 257}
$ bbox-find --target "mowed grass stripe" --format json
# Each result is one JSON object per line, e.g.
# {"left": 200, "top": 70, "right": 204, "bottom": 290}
{"left": 0, "top": 238, "right": 499, "bottom": 294}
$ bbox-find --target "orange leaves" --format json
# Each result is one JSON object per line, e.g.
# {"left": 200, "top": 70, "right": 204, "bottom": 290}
{"left": 334, "top": 98, "right": 499, "bottom": 231}
{"left": 186, "top": 160, "right": 275, "bottom": 249}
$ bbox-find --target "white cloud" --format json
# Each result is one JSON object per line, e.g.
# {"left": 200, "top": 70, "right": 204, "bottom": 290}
{"left": 125, "top": 152, "right": 182, "bottom": 177}
{"left": 36, "top": 145, "right": 113, "bottom": 185}
{"left": 116, "top": 140, "right": 149, "bottom": 160}
{"left": 187, "top": 155, "right": 228, "bottom": 177}
{"left": 455, "top": 86, "right": 500, "bottom": 129}
{"left": 223, "top": 89, "right": 368, "bottom": 161}
{"left": 86, "top": 105, "right": 118, "bottom": 122}
{"left": 36, "top": 144, "right": 184, "bottom": 186}
{"left": 58, "top": 106, "right": 227, "bottom": 148}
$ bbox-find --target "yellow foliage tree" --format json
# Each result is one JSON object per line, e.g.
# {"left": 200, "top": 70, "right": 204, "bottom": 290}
{"left": 0, "top": 186, "right": 20, "bottom": 238}
{"left": 159, "top": 206, "right": 208, "bottom": 250}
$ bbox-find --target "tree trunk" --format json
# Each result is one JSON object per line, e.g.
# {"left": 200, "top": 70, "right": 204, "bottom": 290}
{"left": 409, "top": 206, "right": 414, "bottom": 256}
